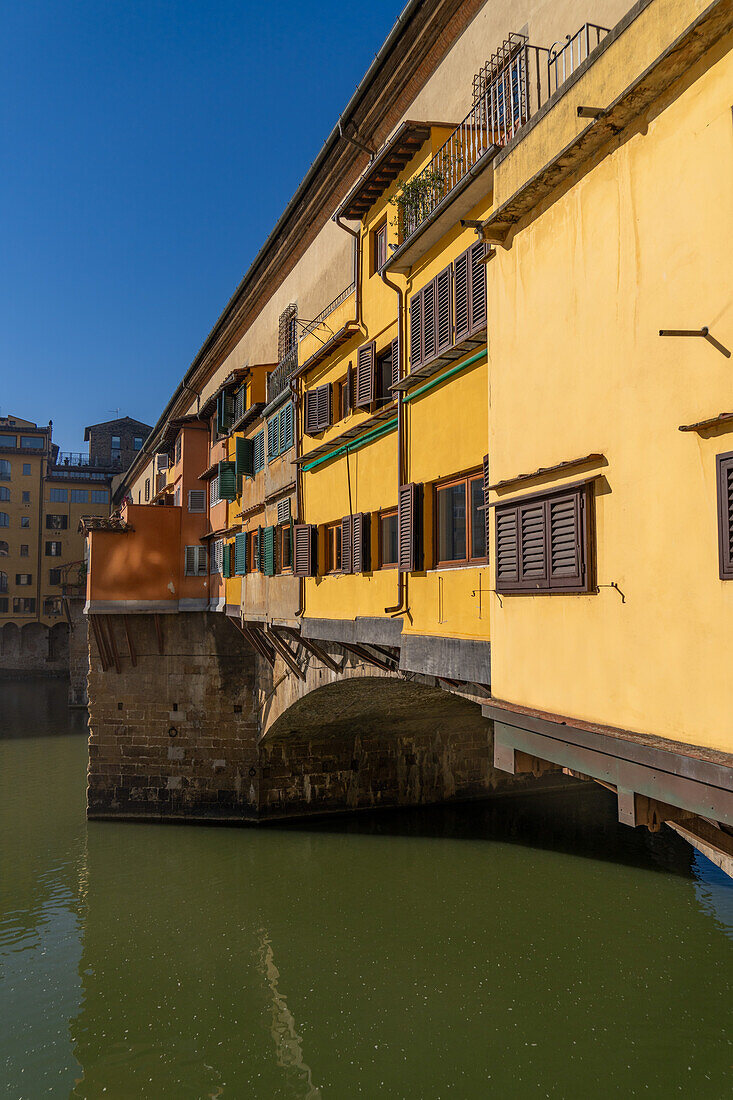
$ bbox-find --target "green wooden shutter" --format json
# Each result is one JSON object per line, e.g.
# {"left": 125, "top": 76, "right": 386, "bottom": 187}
{"left": 222, "top": 542, "right": 232, "bottom": 579}
{"left": 263, "top": 525, "right": 276, "bottom": 576}
{"left": 218, "top": 460, "right": 237, "bottom": 501}
{"left": 235, "top": 436, "right": 253, "bottom": 479}
{"left": 234, "top": 531, "right": 248, "bottom": 575}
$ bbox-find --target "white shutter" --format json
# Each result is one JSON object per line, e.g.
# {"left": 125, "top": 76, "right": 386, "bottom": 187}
{"left": 209, "top": 476, "right": 220, "bottom": 507}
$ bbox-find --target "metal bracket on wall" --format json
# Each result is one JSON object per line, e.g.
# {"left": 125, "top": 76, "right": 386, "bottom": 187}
{"left": 659, "top": 327, "right": 731, "bottom": 358}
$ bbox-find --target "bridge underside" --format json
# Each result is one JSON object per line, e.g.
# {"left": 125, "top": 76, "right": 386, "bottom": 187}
{"left": 86, "top": 612, "right": 559, "bottom": 824}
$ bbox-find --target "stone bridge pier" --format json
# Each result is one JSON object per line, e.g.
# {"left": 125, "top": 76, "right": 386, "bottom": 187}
{"left": 86, "top": 612, "right": 552, "bottom": 824}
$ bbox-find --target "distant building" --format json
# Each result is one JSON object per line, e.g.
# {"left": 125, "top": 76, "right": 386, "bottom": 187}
{"left": 84, "top": 417, "right": 153, "bottom": 472}
{"left": 0, "top": 411, "right": 149, "bottom": 696}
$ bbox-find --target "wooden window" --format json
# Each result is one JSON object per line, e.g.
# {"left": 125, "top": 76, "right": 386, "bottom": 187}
{"left": 325, "top": 522, "right": 342, "bottom": 573}
{"left": 352, "top": 512, "right": 370, "bottom": 573}
{"left": 408, "top": 267, "right": 452, "bottom": 373}
{"left": 267, "top": 417, "right": 279, "bottom": 462}
{"left": 356, "top": 342, "right": 376, "bottom": 409}
{"left": 338, "top": 367, "right": 354, "bottom": 421}
{"left": 188, "top": 489, "right": 206, "bottom": 513}
{"left": 304, "top": 385, "right": 332, "bottom": 433}
{"left": 184, "top": 545, "right": 207, "bottom": 576}
{"left": 277, "top": 497, "right": 291, "bottom": 525}
{"left": 45, "top": 541, "right": 62, "bottom": 556}
{"left": 293, "top": 523, "right": 317, "bottom": 576}
{"left": 376, "top": 344, "right": 397, "bottom": 404}
{"left": 252, "top": 431, "right": 265, "bottom": 472}
{"left": 379, "top": 508, "right": 398, "bottom": 568}
{"left": 372, "top": 218, "right": 388, "bottom": 274}
{"left": 248, "top": 530, "right": 259, "bottom": 571}
{"left": 235, "top": 435, "right": 253, "bottom": 479}
{"left": 209, "top": 476, "right": 221, "bottom": 507}
{"left": 455, "top": 242, "right": 487, "bottom": 341}
{"left": 262, "top": 526, "right": 276, "bottom": 576}
{"left": 44, "top": 596, "right": 63, "bottom": 616}
{"left": 494, "top": 481, "right": 592, "bottom": 595}
{"left": 341, "top": 515, "right": 352, "bottom": 573}
{"left": 16, "top": 573, "right": 32, "bottom": 586}
{"left": 234, "top": 532, "right": 247, "bottom": 575}
{"left": 13, "top": 597, "right": 36, "bottom": 614}
{"left": 46, "top": 515, "right": 68, "bottom": 530}
{"left": 210, "top": 539, "right": 224, "bottom": 575}
{"left": 279, "top": 523, "right": 292, "bottom": 572}
{"left": 434, "top": 471, "right": 486, "bottom": 566}
{"left": 717, "top": 451, "right": 733, "bottom": 580}
{"left": 218, "top": 461, "right": 237, "bottom": 501}
{"left": 398, "top": 483, "right": 422, "bottom": 572}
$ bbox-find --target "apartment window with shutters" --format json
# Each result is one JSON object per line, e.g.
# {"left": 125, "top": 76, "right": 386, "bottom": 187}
{"left": 378, "top": 509, "right": 398, "bottom": 568}
{"left": 248, "top": 530, "right": 260, "bottom": 571}
{"left": 372, "top": 217, "right": 388, "bottom": 274}
{"left": 184, "top": 545, "right": 207, "bottom": 576}
{"left": 46, "top": 514, "right": 68, "bottom": 530}
{"left": 188, "top": 489, "right": 206, "bottom": 513}
{"left": 16, "top": 574, "right": 32, "bottom": 586}
{"left": 717, "top": 451, "right": 733, "bottom": 580}
{"left": 44, "top": 596, "right": 64, "bottom": 616}
{"left": 45, "top": 541, "right": 62, "bottom": 556}
{"left": 209, "top": 476, "right": 220, "bottom": 507}
{"left": 304, "top": 386, "right": 332, "bottom": 434}
{"left": 13, "top": 597, "right": 36, "bottom": 614}
{"left": 49, "top": 568, "right": 62, "bottom": 585}
{"left": 376, "top": 344, "right": 396, "bottom": 405}
{"left": 210, "top": 539, "right": 224, "bottom": 575}
{"left": 279, "top": 524, "right": 292, "bottom": 572}
{"left": 434, "top": 472, "right": 486, "bottom": 567}
{"left": 325, "top": 522, "right": 342, "bottom": 573}
{"left": 253, "top": 430, "right": 265, "bottom": 473}
{"left": 494, "top": 481, "right": 593, "bottom": 595}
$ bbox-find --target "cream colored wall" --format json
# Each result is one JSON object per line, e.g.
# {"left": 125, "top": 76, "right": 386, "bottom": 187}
{"left": 487, "top": 32, "right": 733, "bottom": 751}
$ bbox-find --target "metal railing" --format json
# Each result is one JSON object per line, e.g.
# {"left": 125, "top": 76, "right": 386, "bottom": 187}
{"left": 52, "top": 452, "right": 123, "bottom": 469}
{"left": 299, "top": 281, "right": 356, "bottom": 339}
{"left": 399, "top": 22, "right": 608, "bottom": 241}
{"left": 267, "top": 346, "right": 298, "bottom": 405}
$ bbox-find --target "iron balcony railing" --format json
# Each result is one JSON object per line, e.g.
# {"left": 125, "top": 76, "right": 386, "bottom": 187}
{"left": 52, "top": 452, "right": 124, "bottom": 469}
{"left": 267, "top": 346, "right": 298, "bottom": 405}
{"left": 300, "top": 281, "right": 356, "bottom": 340}
{"left": 399, "top": 23, "right": 608, "bottom": 241}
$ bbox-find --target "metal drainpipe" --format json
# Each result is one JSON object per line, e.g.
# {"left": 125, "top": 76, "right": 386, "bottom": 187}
{"left": 380, "top": 267, "right": 407, "bottom": 615}
{"left": 291, "top": 374, "right": 305, "bottom": 617}
{"left": 333, "top": 214, "right": 362, "bottom": 331}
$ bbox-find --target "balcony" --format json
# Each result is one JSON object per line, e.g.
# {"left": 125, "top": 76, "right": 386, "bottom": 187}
{"left": 267, "top": 346, "right": 298, "bottom": 405}
{"left": 51, "top": 452, "right": 123, "bottom": 470}
{"left": 395, "top": 24, "right": 608, "bottom": 247}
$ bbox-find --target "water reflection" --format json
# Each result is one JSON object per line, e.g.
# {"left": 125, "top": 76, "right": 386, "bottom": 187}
{"left": 1, "top": 679, "right": 732, "bottom": 1098}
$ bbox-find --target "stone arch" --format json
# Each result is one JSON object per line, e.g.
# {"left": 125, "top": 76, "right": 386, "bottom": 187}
{"left": 1, "top": 622, "right": 20, "bottom": 659}
{"left": 21, "top": 622, "right": 48, "bottom": 660}
{"left": 49, "top": 620, "right": 69, "bottom": 662}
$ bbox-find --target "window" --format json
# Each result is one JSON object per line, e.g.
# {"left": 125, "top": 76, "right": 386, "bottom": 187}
{"left": 111, "top": 436, "right": 121, "bottom": 453}
{"left": 44, "top": 597, "right": 63, "bottom": 615}
{"left": 13, "top": 597, "right": 36, "bottom": 614}
{"left": 46, "top": 541, "right": 62, "bottom": 556}
{"left": 23, "top": 463, "right": 31, "bottom": 475}
{"left": 0, "top": 460, "right": 10, "bottom": 481}
{"left": 0, "top": 434, "right": 16, "bottom": 446}
{"left": 279, "top": 524, "right": 292, "bottom": 572}
{"left": 716, "top": 451, "right": 733, "bottom": 580}
{"left": 0, "top": 598, "right": 7, "bottom": 612}
{"left": 71, "top": 489, "right": 88, "bottom": 503}
{"left": 0, "top": 541, "right": 7, "bottom": 556}
{"left": 248, "top": 529, "right": 260, "bottom": 572}
{"left": 22, "top": 491, "right": 30, "bottom": 503}
{"left": 50, "top": 487, "right": 68, "bottom": 502}
{"left": 145, "top": 478, "right": 151, "bottom": 502}
{"left": 209, "top": 476, "right": 221, "bottom": 507}
{"left": 91, "top": 490, "right": 108, "bottom": 504}
{"left": 325, "top": 522, "right": 342, "bottom": 573}
{"left": 0, "top": 571, "right": 6, "bottom": 593}
{"left": 174, "top": 487, "right": 181, "bottom": 507}
{"left": 134, "top": 436, "right": 143, "bottom": 451}
{"left": 20, "top": 436, "right": 43, "bottom": 449}
{"left": 21, "top": 517, "right": 30, "bottom": 528}
{"left": 0, "top": 487, "right": 8, "bottom": 502}
{"left": 304, "top": 386, "right": 332, "bottom": 434}
{"left": 267, "top": 404, "right": 295, "bottom": 462}
{"left": 435, "top": 472, "right": 486, "bottom": 566}
{"left": 409, "top": 244, "right": 486, "bottom": 372}
{"left": 379, "top": 509, "right": 398, "bottom": 568}
{"left": 0, "top": 513, "right": 9, "bottom": 527}
{"left": 494, "top": 481, "right": 593, "bottom": 595}
{"left": 188, "top": 489, "right": 206, "bottom": 513}
{"left": 253, "top": 431, "right": 265, "bottom": 473}
{"left": 175, "top": 436, "right": 182, "bottom": 464}
{"left": 376, "top": 343, "right": 398, "bottom": 404}
{"left": 293, "top": 524, "right": 317, "bottom": 576}
{"left": 184, "top": 545, "right": 207, "bottom": 576}
{"left": 46, "top": 515, "right": 68, "bottom": 530}
{"left": 16, "top": 574, "right": 32, "bottom": 586}
{"left": 338, "top": 370, "right": 354, "bottom": 420}
{"left": 49, "top": 568, "right": 62, "bottom": 584}
{"left": 20, "top": 544, "right": 29, "bottom": 557}
{"left": 372, "top": 218, "right": 388, "bottom": 274}
{"left": 210, "top": 539, "right": 224, "bottom": 575}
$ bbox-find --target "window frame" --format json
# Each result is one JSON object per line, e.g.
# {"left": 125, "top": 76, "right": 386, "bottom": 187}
{"left": 372, "top": 217, "right": 388, "bottom": 275}
{"left": 378, "top": 508, "right": 398, "bottom": 569}
{"left": 279, "top": 523, "right": 293, "bottom": 573}
{"left": 716, "top": 450, "right": 733, "bottom": 580}
{"left": 433, "top": 470, "right": 487, "bottom": 568}
{"left": 324, "top": 522, "right": 342, "bottom": 574}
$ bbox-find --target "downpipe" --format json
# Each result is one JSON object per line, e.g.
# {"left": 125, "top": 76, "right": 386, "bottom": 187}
{"left": 381, "top": 267, "right": 407, "bottom": 616}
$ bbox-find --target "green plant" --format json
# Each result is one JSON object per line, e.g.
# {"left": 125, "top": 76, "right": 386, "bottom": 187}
{"left": 389, "top": 152, "right": 464, "bottom": 235}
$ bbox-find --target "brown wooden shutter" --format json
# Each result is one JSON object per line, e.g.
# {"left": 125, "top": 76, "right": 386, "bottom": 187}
{"left": 398, "top": 483, "right": 421, "bottom": 572}
{"left": 422, "top": 279, "right": 436, "bottom": 364}
{"left": 454, "top": 248, "right": 470, "bottom": 341}
{"left": 469, "top": 241, "right": 487, "bottom": 334}
{"left": 482, "top": 454, "right": 491, "bottom": 564}
{"left": 316, "top": 383, "right": 332, "bottom": 430}
{"left": 293, "top": 524, "right": 316, "bottom": 576}
{"left": 519, "top": 500, "right": 548, "bottom": 587}
{"left": 352, "top": 512, "right": 370, "bottom": 572}
{"left": 344, "top": 363, "right": 354, "bottom": 415}
{"left": 495, "top": 505, "right": 519, "bottom": 589}
{"left": 409, "top": 291, "right": 422, "bottom": 371}
{"left": 341, "top": 515, "right": 353, "bottom": 573}
{"left": 356, "top": 342, "right": 375, "bottom": 408}
{"left": 548, "top": 491, "right": 584, "bottom": 589}
{"left": 304, "top": 391, "right": 318, "bottom": 435}
{"left": 717, "top": 451, "right": 733, "bottom": 580}
{"left": 436, "top": 265, "right": 453, "bottom": 353}
{"left": 390, "top": 338, "right": 400, "bottom": 390}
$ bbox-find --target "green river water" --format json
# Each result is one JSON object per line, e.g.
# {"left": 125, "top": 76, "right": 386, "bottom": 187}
{"left": 0, "top": 677, "right": 731, "bottom": 1099}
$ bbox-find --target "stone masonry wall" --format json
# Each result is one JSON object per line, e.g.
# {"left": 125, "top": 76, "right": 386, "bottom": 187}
{"left": 68, "top": 598, "right": 89, "bottom": 706}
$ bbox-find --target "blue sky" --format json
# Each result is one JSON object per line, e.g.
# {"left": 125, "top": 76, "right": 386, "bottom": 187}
{"left": 0, "top": 0, "right": 401, "bottom": 451}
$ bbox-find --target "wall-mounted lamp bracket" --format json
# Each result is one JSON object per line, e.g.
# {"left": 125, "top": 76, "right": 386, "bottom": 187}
{"left": 659, "top": 327, "right": 731, "bottom": 358}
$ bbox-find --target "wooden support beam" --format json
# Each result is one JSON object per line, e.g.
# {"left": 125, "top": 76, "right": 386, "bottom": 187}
{"left": 230, "top": 617, "right": 277, "bottom": 668}
{"left": 340, "top": 641, "right": 394, "bottom": 673}
{"left": 123, "top": 616, "right": 137, "bottom": 667}
{"left": 265, "top": 626, "right": 306, "bottom": 681}
{"left": 278, "top": 627, "right": 342, "bottom": 672}
{"left": 154, "top": 613, "right": 164, "bottom": 655}
{"left": 90, "top": 615, "right": 110, "bottom": 672}
{"left": 104, "top": 615, "right": 121, "bottom": 674}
